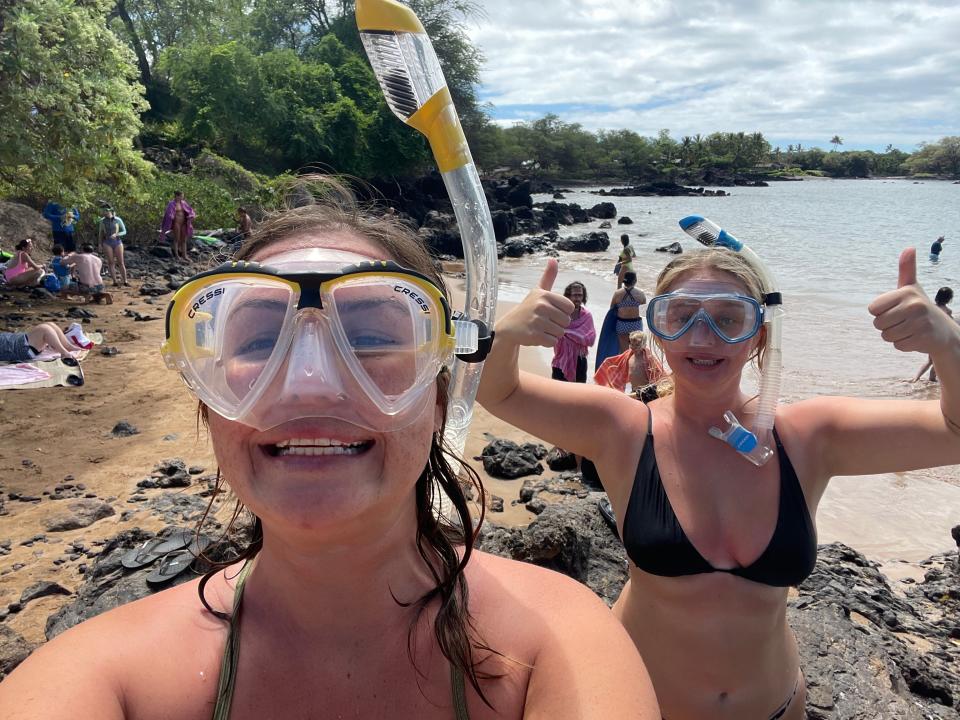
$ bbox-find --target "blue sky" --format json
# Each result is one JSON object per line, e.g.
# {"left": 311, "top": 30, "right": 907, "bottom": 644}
{"left": 464, "top": 0, "right": 960, "bottom": 152}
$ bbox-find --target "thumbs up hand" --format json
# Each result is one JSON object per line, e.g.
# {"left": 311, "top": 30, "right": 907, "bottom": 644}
{"left": 496, "top": 258, "right": 576, "bottom": 348}
{"left": 868, "top": 248, "right": 956, "bottom": 354}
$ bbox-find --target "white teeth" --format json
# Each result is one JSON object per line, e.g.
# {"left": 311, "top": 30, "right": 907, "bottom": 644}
{"left": 277, "top": 445, "right": 364, "bottom": 457}
{"left": 690, "top": 358, "right": 720, "bottom": 366}
{"left": 275, "top": 438, "right": 363, "bottom": 449}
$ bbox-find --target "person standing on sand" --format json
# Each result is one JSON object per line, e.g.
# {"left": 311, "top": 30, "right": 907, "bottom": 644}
{"left": 914, "top": 286, "right": 954, "bottom": 382}
{"left": 930, "top": 235, "right": 945, "bottom": 263}
{"left": 610, "top": 271, "right": 646, "bottom": 353}
{"left": 42, "top": 201, "right": 80, "bottom": 253}
{"left": 478, "top": 244, "right": 960, "bottom": 720}
{"left": 551, "top": 281, "right": 595, "bottom": 383}
{"left": 161, "top": 190, "right": 196, "bottom": 262}
{"left": 98, "top": 207, "right": 128, "bottom": 286}
{"left": 617, "top": 233, "right": 636, "bottom": 288}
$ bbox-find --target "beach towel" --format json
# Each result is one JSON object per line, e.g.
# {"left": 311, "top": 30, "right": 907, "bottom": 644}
{"left": 594, "top": 347, "right": 665, "bottom": 392}
{"left": 551, "top": 307, "right": 596, "bottom": 382}
{"left": 0, "top": 363, "right": 52, "bottom": 386}
{"left": 0, "top": 332, "right": 101, "bottom": 390}
{"left": 594, "top": 307, "right": 620, "bottom": 371}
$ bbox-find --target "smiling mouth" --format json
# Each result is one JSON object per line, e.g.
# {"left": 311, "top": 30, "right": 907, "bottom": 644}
{"left": 265, "top": 438, "right": 374, "bottom": 457}
{"left": 687, "top": 357, "right": 723, "bottom": 368}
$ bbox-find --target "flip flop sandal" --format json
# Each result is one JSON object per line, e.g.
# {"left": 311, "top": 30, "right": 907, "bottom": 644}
{"left": 145, "top": 535, "right": 214, "bottom": 587}
{"left": 61, "top": 356, "right": 84, "bottom": 387}
{"left": 597, "top": 498, "right": 620, "bottom": 540}
{"left": 120, "top": 528, "right": 195, "bottom": 570}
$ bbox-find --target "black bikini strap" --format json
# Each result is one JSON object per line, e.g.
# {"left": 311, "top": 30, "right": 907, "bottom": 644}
{"left": 771, "top": 425, "right": 785, "bottom": 450}
{"left": 645, "top": 404, "right": 653, "bottom": 436}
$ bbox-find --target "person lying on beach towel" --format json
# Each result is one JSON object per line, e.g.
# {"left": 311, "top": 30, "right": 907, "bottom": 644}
{"left": 0, "top": 322, "right": 89, "bottom": 363}
{"left": 0, "top": 177, "right": 659, "bottom": 720}
{"left": 478, "top": 245, "right": 960, "bottom": 720}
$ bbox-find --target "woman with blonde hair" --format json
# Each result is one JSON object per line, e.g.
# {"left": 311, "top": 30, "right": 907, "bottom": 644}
{"left": 0, "top": 180, "right": 658, "bottom": 719}
{"left": 478, "top": 242, "right": 960, "bottom": 719}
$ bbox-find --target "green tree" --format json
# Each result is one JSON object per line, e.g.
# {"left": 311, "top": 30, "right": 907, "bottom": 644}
{"left": 0, "top": 0, "right": 151, "bottom": 202}
{"left": 830, "top": 135, "right": 843, "bottom": 151}
{"left": 903, "top": 137, "right": 960, "bottom": 178}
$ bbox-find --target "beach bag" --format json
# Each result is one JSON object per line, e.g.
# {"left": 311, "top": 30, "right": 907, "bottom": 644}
{"left": 613, "top": 261, "right": 622, "bottom": 275}
{"left": 43, "top": 274, "right": 61, "bottom": 293}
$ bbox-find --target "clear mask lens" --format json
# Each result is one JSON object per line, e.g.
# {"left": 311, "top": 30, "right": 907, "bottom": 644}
{"left": 648, "top": 294, "right": 761, "bottom": 344}
{"left": 164, "top": 271, "right": 453, "bottom": 432}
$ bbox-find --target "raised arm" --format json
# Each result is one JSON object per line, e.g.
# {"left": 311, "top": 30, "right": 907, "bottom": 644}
{"left": 477, "top": 259, "right": 641, "bottom": 462}
{"left": 805, "top": 249, "right": 960, "bottom": 483}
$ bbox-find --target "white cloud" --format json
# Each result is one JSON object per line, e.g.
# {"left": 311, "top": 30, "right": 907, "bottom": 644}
{"left": 464, "top": 0, "right": 960, "bottom": 149}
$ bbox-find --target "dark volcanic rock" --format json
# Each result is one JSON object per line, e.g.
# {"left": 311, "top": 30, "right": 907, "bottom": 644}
{"left": 617, "top": 216, "right": 633, "bottom": 224}
{"left": 0, "top": 625, "right": 35, "bottom": 680}
{"left": 137, "top": 458, "right": 192, "bottom": 489}
{"left": 478, "top": 439, "right": 545, "bottom": 479}
{"left": 555, "top": 231, "right": 610, "bottom": 252}
{"left": 588, "top": 202, "right": 617, "bottom": 219}
{"left": 596, "top": 182, "right": 728, "bottom": 197}
{"left": 478, "top": 493, "right": 626, "bottom": 605}
{"left": 44, "top": 527, "right": 244, "bottom": 643}
{"left": 110, "top": 421, "right": 140, "bottom": 438}
{"left": 44, "top": 499, "right": 115, "bottom": 532}
{"left": 20, "top": 581, "right": 71, "bottom": 605}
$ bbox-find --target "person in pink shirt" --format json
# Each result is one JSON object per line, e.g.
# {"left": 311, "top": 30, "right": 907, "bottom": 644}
{"left": 161, "top": 190, "right": 196, "bottom": 262}
{"left": 550, "top": 281, "right": 596, "bottom": 382}
{"left": 66, "top": 244, "right": 112, "bottom": 304}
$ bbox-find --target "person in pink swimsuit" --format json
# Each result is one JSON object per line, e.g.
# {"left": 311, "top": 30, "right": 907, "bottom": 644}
{"left": 160, "top": 191, "right": 196, "bottom": 262}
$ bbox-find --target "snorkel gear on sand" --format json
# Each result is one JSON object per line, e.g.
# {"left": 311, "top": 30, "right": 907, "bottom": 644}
{"left": 357, "top": 0, "right": 498, "bottom": 461}
{"left": 161, "top": 255, "right": 486, "bottom": 433}
{"left": 678, "top": 215, "right": 784, "bottom": 467}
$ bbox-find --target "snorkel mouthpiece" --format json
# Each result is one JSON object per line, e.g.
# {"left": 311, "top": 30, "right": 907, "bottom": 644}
{"left": 679, "top": 215, "right": 783, "bottom": 467}
{"left": 357, "top": 0, "right": 498, "bottom": 493}
{"left": 708, "top": 412, "right": 774, "bottom": 466}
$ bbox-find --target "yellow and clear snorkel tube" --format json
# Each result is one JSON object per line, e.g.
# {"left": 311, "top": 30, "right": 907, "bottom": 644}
{"left": 679, "top": 215, "right": 783, "bottom": 467}
{"left": 356, "top": 0, "right": 498, "bottom": 466}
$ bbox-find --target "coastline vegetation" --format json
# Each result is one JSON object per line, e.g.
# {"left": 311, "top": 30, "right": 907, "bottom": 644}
{"left": 1, "top": 0, "right": 957, "bottom": 234}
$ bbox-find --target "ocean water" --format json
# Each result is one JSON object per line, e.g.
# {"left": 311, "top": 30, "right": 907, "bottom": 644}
{"left": 495, "top": 178, "right": 960, "bottom": 565}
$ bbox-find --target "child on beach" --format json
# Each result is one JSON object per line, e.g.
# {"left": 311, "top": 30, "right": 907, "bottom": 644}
{"left": 66, "top": 244, "right": 112, "bottom": 304}
{"left": 51, "top": 245, "right": 76, "bottom": 296}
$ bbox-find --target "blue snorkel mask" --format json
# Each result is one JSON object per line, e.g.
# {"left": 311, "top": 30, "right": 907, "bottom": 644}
{"left": 674, "top": 216, "right": 785, "bottom": 467}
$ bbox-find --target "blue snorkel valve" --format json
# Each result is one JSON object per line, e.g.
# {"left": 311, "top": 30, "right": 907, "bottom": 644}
{"left": 708, "top": 411, "right": 774, "bottom": 465}
{"left": 679, "top": 214, "right": 784, "bottom": 468}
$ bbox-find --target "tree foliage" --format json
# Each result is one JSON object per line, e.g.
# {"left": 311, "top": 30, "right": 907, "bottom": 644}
{"left": 0, "top": 0, "right": 151, "bottom": 203}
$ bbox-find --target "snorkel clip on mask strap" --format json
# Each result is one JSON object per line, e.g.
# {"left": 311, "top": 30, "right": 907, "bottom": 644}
{"left": 452, "top": 314, "right": 494, "bottom": 363}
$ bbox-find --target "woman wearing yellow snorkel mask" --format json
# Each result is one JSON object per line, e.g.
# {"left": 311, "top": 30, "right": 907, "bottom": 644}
{"left": 0, "top": 181, "right": 658, "bottom": 720}
{"left": 478, "top": 237, "right": 960, "bottom": 720}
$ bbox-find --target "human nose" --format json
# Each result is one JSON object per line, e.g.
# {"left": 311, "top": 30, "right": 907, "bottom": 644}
{"left": 685, "top": 310, "right": 717, "bottom": 347}
{"left": 278, "top": 314, "right": 349, "bottom": 403}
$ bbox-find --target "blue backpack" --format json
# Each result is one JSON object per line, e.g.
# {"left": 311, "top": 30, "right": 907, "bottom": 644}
{"left": 44, "top": 274, "right": 61, "bottom": 293}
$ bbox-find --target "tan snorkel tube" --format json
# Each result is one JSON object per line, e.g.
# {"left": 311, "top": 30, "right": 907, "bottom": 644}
{"left": 356, "top": 0, "right": 499, "bottom": 498}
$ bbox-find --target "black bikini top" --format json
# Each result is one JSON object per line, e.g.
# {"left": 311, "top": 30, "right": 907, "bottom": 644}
{"left": 621, "top": 407, "right": 817, "bottom": 587}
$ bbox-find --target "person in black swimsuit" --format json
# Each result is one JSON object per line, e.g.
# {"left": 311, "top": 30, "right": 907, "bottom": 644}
{"left": 478, "top": 244, "right": 960, "bottom": 720}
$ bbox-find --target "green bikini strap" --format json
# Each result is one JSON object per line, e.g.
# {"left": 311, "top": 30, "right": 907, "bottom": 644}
{"left": 212, "top": 560, "right": 254, "bottom": 720}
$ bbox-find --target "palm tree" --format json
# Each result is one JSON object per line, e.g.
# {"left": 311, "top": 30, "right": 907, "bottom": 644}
{"left": 830, "top": 135, "right": 843, "bottom": 151}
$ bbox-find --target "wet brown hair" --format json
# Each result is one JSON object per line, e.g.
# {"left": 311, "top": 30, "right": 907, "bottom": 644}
{"left": 195, "top": 176, "right": 497, "bottom": 702}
